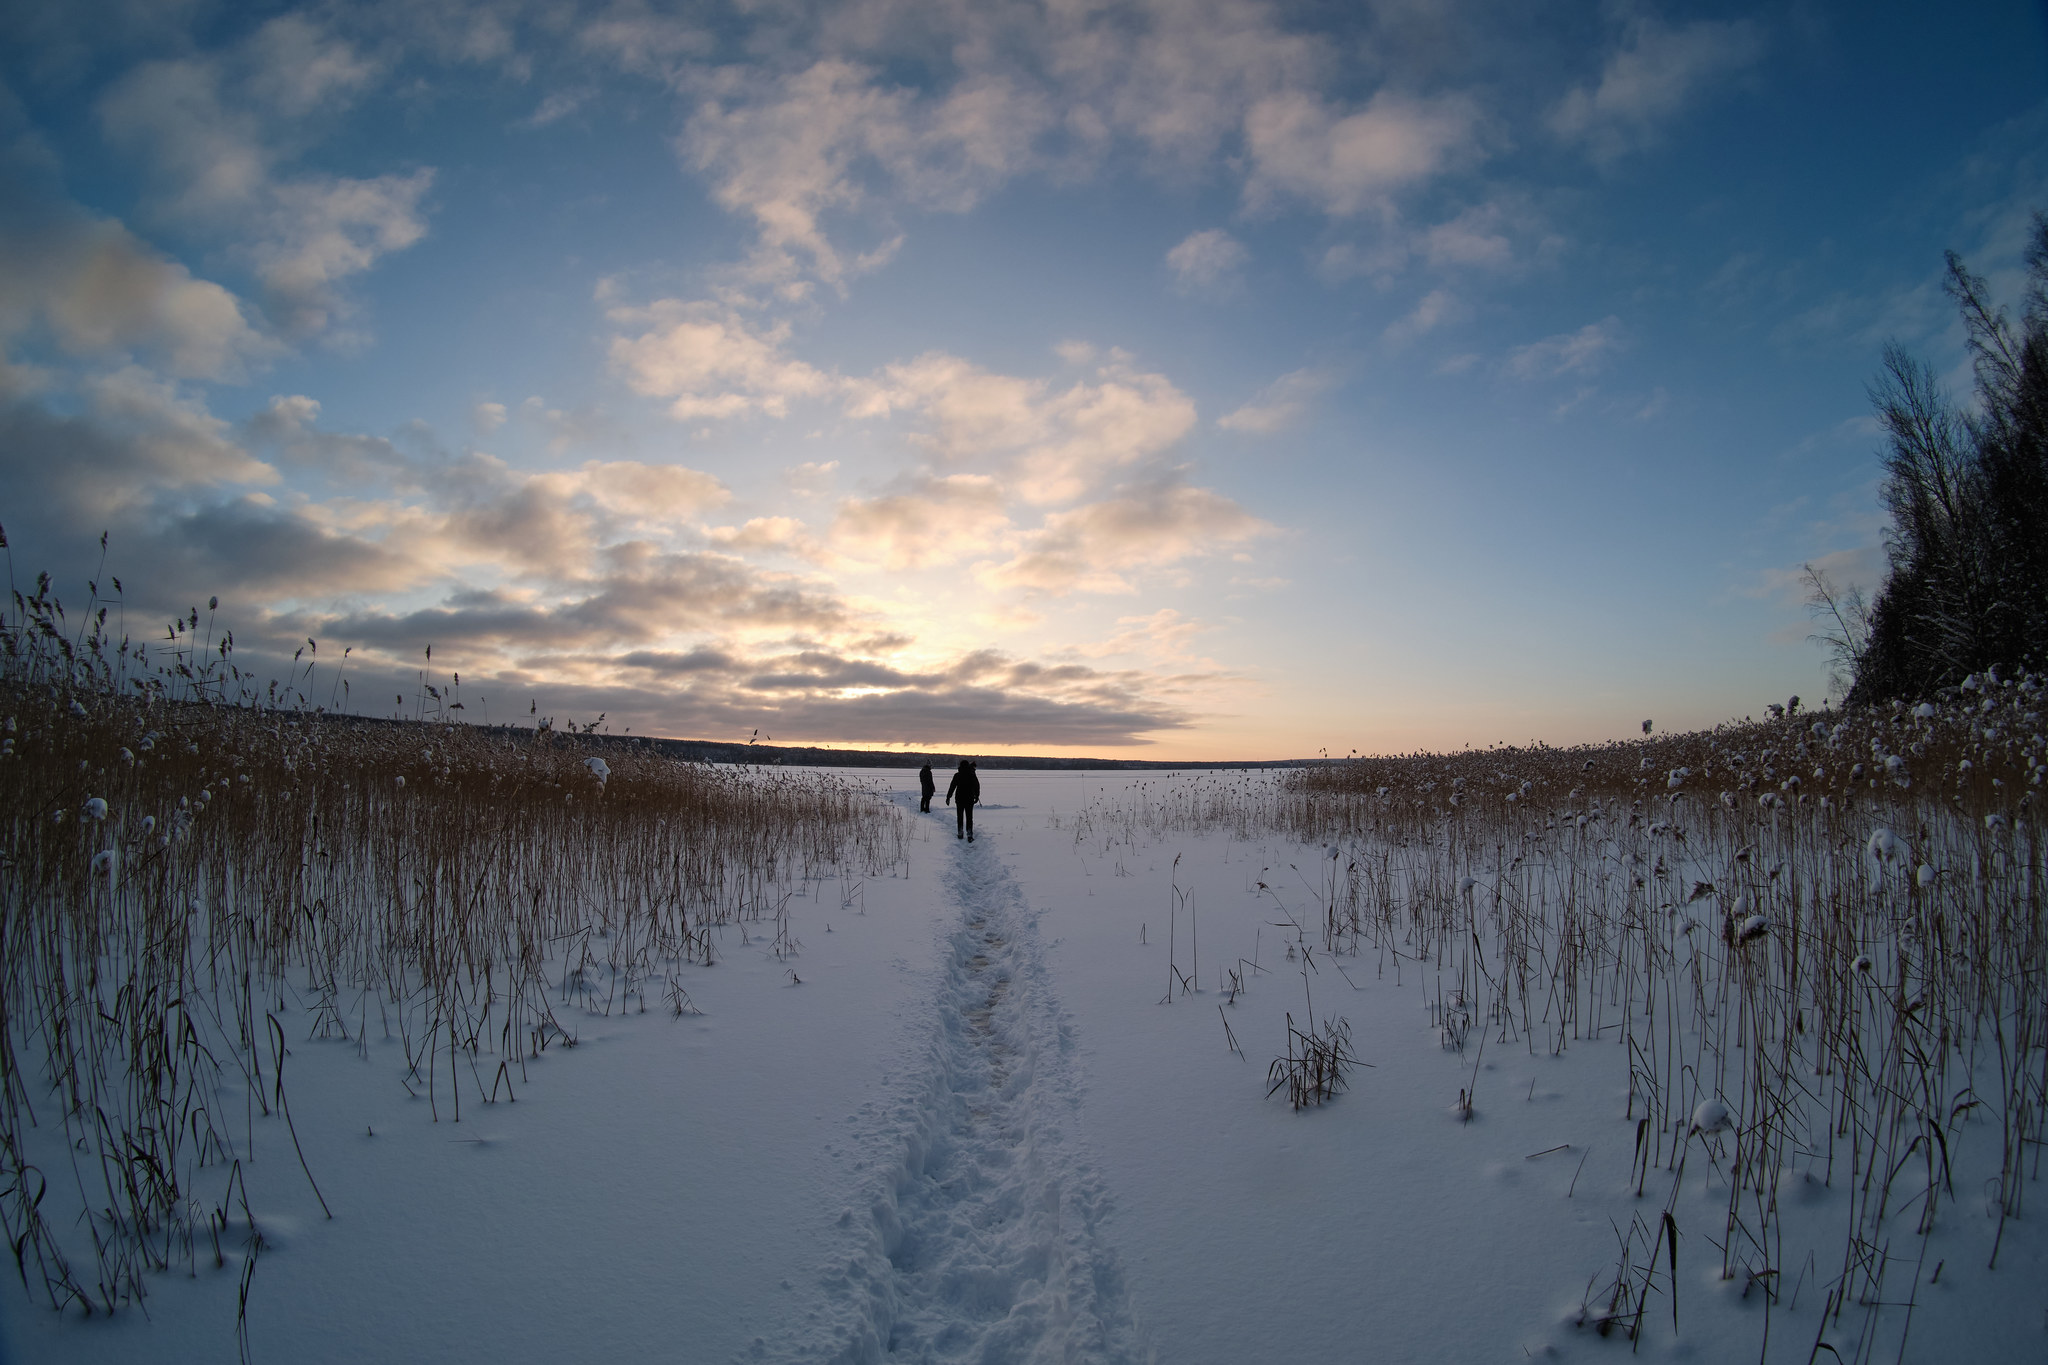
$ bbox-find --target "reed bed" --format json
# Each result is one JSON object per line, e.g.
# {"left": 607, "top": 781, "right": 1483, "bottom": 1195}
{"left": 0, "top": 572, "right": 904, "bottom": 1319}
{"left": 1082, "top": 684, "right": 2044, "bottom": 1357}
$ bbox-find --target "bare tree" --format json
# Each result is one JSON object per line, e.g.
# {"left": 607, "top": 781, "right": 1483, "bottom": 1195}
{"left": 1845, "top": 214, "right": 2048, "bottom": 703}
{"left": 1802, "top": 562, "right": 1870, "bottom": 702}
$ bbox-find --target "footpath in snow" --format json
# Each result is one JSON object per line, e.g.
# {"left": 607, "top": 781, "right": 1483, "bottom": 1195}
{"left": 778, "top": 829, "right": 1146, "bottom": 1363}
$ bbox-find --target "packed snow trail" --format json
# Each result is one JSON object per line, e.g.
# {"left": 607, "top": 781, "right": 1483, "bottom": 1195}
{"left": 776, "top": 835, "right": 1146, "bottom": 1364}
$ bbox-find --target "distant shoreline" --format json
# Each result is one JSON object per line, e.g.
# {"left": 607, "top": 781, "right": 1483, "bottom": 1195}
{"left": 630, "top": 738, "right": 1311, "bottom": 771}
{"left": 551, "top": 728, "right": 1312, "bottom": 771}
{"left": 295, "top": 711, "right": 1313, "bottom": 770}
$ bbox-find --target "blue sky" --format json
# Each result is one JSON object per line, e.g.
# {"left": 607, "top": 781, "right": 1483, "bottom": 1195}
{"left": 2, "top": 0, "right": 2044, "bottom": 758}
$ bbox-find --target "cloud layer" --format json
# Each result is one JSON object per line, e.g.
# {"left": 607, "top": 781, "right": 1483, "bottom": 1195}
{"left": 0, "top": 0, "right": 1835, "bottom": 755}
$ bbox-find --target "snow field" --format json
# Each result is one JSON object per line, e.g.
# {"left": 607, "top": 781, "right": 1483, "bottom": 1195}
{"left": 984, "top": 771, "right": 2045, "bottom": 1363}
{"left": 3, "top": 806, "right": 954, "bottom": 1365}
{"left": 8, "top": 768, "right": 2043, "bottom": 1364}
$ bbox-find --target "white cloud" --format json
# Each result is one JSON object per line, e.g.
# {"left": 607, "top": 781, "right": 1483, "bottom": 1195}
{"left": 1071, "top": 0, "right": 1324, "bottom": 171}
{"left": 243, "top": 391, "right": 410, "bottom": 482}
{"left": 98, "top": 58, "right": 270, "bottom": 221}
{"left": 472, "top": 401, "right": 507, "bottom": 435}
{"left": 1320, "top": 199, "right": 1533, "bottom": 285}
{"left": 0, "top": 208, "right": 271, "bottom": 380}
{"left": 75, "top": 365, "right": 278, "bottom": 504}
{"left": 679, "top": 58, "right": 1051, "bottom": 291}
{"left": 96, "top": 33, "right": 430, "bottom": 341}
{"left": 254, "top": 170, "right": 434, "bottom": 338}
{"left": 1419, "top": 203, "right": 1515, "bottom": 269}
{"left": 1551, "top": 19, "right": 1764, "bottom": 160}
{"left": 607, "top": 301, "right": 835, "bottom": 420}
{"left": 239, "top": 392, "right": 726, "bottom": 573}
{"left": 829, "top": 473, "right": 1011, "bottom": 570}
{"left": 1506, "top": 317, "right": 1625, "bottom": 380}
{"left": 577, "top": 8, "right": 713, "bottom": 81}
{"left": 986, "top": 477, "right": 1269, "bottom": 595}
{"left": 594, "top": 0, "right": 1489, "bottom": 296}
{"left": 242, "top": 15, "right": 376, "bottom": 119}
{"left": 524, "top": 88, "right": 595, "bottom": 129}
{"left": 1218, "top": 365, "right": 1340, "bottom": 433}
{"left": 1011, "top": 366, "right": 1199, "bottom": 505}
{"left": 1243, "top": 89, "right": 1480, "bottom": 216}
{"left": 606, "top": 296, "right": 1195, "bottom": 509}
{"left": 707, "top": 516, "right": 818, "bottom": 556}
{"left": 602, "top": 295, "right": 1242, "bottom": 591}
{"left": 849, "top": 351, "right": 1040, "bottom": 443}
{"left": 1383, "top": 288, "right": 1463, "bottom": 344}
{"left": 562, "top": 460, "right": 729, "bottom": 520}
{"left": 1077, "top": 607, "right": 1216, "bottom": 663}
{"left": 1165, "top": 228, "right": 1248, "bottom": 291}
{"left": 856, "top": 350, "right": 1198, "bottom": 505}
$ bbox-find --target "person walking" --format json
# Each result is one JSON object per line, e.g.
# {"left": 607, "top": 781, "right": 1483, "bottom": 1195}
{"left": 944, "top": 759, "right": 980, "bottom": 841}
{"left": 918, "top": 762, "right": 935, "bottom": 813}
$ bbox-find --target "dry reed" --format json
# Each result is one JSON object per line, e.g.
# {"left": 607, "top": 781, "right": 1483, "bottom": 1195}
{"left": 1079, "top": 685, "right": 2043, "bottom": 1357}
{"left": 0, "top": 565, "right": 903, "bottom": 1318}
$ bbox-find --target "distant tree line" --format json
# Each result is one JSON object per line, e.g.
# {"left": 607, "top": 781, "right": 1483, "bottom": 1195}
{"left": 1811, "top": 215, "right": 2048, "bottom": 703}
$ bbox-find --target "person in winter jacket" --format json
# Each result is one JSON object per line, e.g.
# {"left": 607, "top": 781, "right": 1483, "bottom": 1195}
{"left": 944, "top": 760, "right": 980, "bottom": 841}
{"left": 918, "top": 762, "right": 936, "bottom": 813}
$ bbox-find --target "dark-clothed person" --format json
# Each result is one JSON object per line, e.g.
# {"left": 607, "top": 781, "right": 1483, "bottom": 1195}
{"left": 945, "top": 760, "right": 980, "bottom": 841}
{"left": 918, "top": 762, "right": 935, "bottom": 812}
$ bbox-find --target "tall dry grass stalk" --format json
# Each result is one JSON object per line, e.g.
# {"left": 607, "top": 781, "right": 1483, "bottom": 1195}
{"left": 0, "top": 564, "right": 903, "bottom": 1317}
{"left": 1081, "top": 688, "right": 2043, "bottom": 1354}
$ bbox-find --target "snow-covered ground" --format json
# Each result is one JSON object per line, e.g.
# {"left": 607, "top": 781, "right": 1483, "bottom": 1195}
{"left": 5, "top": 770, "right": 2042, "bottom": 1363}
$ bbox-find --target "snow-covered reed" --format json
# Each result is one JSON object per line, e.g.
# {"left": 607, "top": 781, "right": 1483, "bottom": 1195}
{"left": 0, "top": 569, "right": 903, "bottom": 1319}
{"left": 1080, "top": 684, "right": 2043, "bottom": 1356}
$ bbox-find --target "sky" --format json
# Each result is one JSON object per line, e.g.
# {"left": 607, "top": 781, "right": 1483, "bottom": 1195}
{"left": 1, "top": 0, "right": 2044, "bottom": 760}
